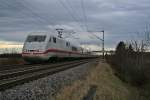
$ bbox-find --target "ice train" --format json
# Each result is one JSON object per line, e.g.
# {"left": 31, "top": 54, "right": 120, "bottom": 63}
{"left": 22, "top": 32, "right": 97, "bottom": 63}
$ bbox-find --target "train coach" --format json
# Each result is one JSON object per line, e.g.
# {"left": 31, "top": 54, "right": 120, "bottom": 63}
{"left": 22, "top": 32, "right": 96, "bottom": 63}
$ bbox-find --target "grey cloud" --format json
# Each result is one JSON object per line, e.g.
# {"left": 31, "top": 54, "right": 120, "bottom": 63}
{"left": 0, "top": 0, "right": 150, "bottom": 49}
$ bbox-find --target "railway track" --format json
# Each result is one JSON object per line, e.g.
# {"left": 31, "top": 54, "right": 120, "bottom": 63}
{"left": 0, "top": 58, "right": 99, "bottom": 91}
{"left": 0, "top": 62, "right": 56, "bottom": 71}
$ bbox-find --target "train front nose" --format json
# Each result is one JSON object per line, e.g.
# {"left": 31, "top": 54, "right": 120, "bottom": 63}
{"left": 22, "top": 53, "right": 47, "bottom": 63}
{"left": 22, "top": 34, "right": 49, "bottom": 63}
{"left": 22, "top": 44, "right": 48, "bottom": 62}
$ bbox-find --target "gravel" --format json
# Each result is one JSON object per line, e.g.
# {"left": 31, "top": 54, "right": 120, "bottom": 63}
{"left": 0, "top": 61, "right": 96, "bottom": 100}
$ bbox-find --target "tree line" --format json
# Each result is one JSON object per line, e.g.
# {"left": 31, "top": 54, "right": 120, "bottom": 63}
{"left": 106, "top": 41, "right": 149, "bottom": 86}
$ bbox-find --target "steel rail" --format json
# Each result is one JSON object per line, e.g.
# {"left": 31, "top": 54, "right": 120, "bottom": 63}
{"left": 0, "top": 59, "right": 93, "bottom": 71}
{"left": 0, "top": 59, "right": 92, "bottom": 80}
{"left": 0, "top": 58, "right": 99, "bottom": 91}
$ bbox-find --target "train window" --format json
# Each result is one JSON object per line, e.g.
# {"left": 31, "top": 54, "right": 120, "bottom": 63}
{"left": 53, "top": 37, "right": 56, "bottom": 43}
{"left": 72, "top": 46, "right": 77, "bottom": 51}
{"left": 26, "top": 36, "right": 33, "bottom": 42}
{"left": 49, "top": 37, "right": 51, "bottom": 42}
{"left": 26, "top": 35, "right": 46, "bottom": 42}
{"left": 66, "top": 42, "right": 70, "bottom": 47}
{"left": 37, "top": 36, "right": 46, "bottom": 42}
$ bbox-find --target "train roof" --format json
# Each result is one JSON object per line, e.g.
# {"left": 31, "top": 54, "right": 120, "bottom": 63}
{"left": 28, "top": 32, "right": 53, "bottom": 36}
{"left": 27, "top": 32, "right": 81, "bottom": 48}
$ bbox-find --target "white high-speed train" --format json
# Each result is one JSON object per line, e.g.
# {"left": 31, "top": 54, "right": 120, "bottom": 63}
{"left": 22, "top": 32, "right": 96, "bottom": 63}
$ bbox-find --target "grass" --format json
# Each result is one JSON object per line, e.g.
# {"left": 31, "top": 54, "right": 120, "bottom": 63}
{"left": 53, "top": 61, "right": 146, "bottom": 100}
{"left": 0, "top": 53, "right": 25, "bottom": 65}
{"left": 0, "top": 58, "right": 25, "bottom": 65}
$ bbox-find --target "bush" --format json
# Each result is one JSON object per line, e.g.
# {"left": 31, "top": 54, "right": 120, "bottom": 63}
{"left": 106, "top": 41, "right": 148, "bottom": 86}
{"left": 0, "top": 53, "right": 21, "bottom": 58}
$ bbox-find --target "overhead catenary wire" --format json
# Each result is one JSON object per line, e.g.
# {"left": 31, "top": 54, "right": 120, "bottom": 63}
{"left": 1, "top": 0, "right": 103, "bottom": 51}
{"left": 56, "top": 0, "right": 85, "bottom": 31}
{"left": 80, "top": 0, "right": 103, "bottom": 45}
{"left": 2, "top": 0, "right": 92, "bottom": 38}
{"left": 2, "top": 0, "right": 86, "bottom": 32}
{"left": 24, "top": 0, "right": 73, "bottom": 31}
{"left": 81, "top": 0, "right": 89, "bottom": 32}
{"left": 0, "top": 0, "right": 48, "bottom": 29}
{"left": 21, "top": 0, "right": 81, "bottom": 37}
{"left": 64, "top": 0, "right": 84, "bottom": 26}
{"left": 1, "top": 0, "right": 58, "bottom": 32}
{"left": 17, "top": 0, "right": 55, "bottom": 26}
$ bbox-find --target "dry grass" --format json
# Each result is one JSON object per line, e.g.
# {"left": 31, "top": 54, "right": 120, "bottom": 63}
{"left": 53, "top": 61, "right": 144, "bottom": 100}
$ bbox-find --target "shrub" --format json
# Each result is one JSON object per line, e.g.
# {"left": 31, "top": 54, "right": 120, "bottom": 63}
{"left": 106, "top": 41, "right": 148, "bottom": 86}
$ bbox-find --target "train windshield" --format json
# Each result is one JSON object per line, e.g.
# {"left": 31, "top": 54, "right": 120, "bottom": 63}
{"left": 26, "top": 35, "right": 46, "bottom": 42}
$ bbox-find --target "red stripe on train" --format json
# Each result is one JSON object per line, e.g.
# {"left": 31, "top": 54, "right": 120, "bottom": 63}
{"left": 22, "top": 48, "right": 86, "bottom": 55}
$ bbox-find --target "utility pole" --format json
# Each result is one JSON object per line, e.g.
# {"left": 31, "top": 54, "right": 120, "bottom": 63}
{"left": 101, "top": 30, "right": 105, "bottom": 59}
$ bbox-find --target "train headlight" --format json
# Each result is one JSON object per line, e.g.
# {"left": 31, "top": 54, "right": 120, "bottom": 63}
{"left": 24, "top": 49, "right": 27, "bottom": 52}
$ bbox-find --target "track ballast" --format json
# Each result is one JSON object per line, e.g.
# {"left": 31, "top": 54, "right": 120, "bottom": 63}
{"left": 0, "top": 58, "right": 99, "bottom": 91}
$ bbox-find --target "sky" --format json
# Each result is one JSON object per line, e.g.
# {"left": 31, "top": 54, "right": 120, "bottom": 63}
{"left": 0, "top": 0, "right": 150, "bottom": 53}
